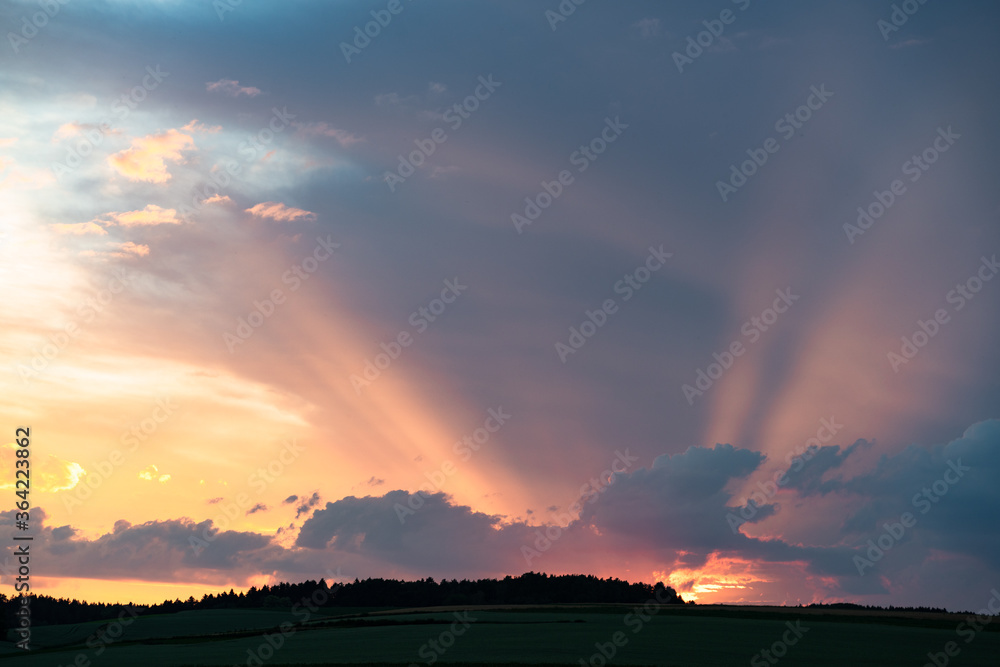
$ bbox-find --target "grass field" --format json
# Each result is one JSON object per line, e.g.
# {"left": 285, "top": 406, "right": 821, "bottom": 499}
{"left": 2, "top": 604, "right": 997, "bottom": 666}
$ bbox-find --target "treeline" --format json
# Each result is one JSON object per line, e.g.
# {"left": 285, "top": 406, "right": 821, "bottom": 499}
{"left": 806, "top": 602, "right": 950, "bottom": 613}
{"left": 1, "top": 572, "right": 686, "bottom": 632}
{"left": 326, "top": 572, "right": 686, "bottom": 608}
{"left": 0, "top": 593, "right": 143, "bottom": 630}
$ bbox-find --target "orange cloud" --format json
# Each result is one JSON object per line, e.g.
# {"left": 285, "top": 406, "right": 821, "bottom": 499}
{"left": 111, "top": 241, "right": 150, "bottom": 257}
{"left": 106, "top": 204, "right": 181, "bottom": 227}
{"left": 0, "top": 443, "right": 84, "bottom": 493}
{"left": 52, "top": 221, "right": 108, "bottom": 235}
{"left": 183, "top": 119, "right": 222, "bottom": 134}
{"left": 204, "top": 194, "right": 233, "bottom": 205}
{"left": 108, "top": 129, "right": 194, "bottom": 183}
{"left": 245, "top": 201, "right": 316, "bottom": 222}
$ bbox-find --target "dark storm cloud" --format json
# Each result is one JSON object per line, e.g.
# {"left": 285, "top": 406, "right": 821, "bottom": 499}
{"left": 295, "top": 491, "right": 322, "bottom": 518}
{"left": 246, "top": 503, "right": 268, "bottom": 515}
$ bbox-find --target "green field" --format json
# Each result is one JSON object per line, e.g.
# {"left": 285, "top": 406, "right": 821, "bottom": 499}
{"left": 2, "top": 604, "right": 997, "bottom": 666}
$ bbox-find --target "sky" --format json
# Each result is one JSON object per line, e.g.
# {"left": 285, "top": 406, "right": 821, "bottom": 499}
{"left": 0, "top": 0, "right": 998, "bottom": 611}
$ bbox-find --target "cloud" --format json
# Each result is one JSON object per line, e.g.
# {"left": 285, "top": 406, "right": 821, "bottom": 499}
{"left": 366, "top": 476, "right": 384, "bottom": 487}
{"left": 6, "top": 420, "right": 995, "bottom": 605}
{"left": 80, "top": 241, "right": 153, "bottom": 260}
{"left": 182, "top": 119, "right": 223, "bottom": 134}
{"left": 295, "top": 491, "right": 537, "bottom": 573}
{"left": 295, "top": 491, "right": 321, "bottom": 518}
{"left": 109, "top": 204, "right": 181, "bottom": 227}
{"left": 811, "top": 420, "right": 1000, "bottom": 571}
{"left": 0, "top": 510, "right": 275, "bottom": 582}
{"left": 203, "top": 194, "right": 233, "bottom": 205}
{"left": 428, "top": 82, "right": 446, "bottom": 94}
{"left": 374, "top": 92, "right": 405, "bottom": 107}
{"left": 108, "top": 129, "right": 194, "bottom": 183}
{"left": 0, "top": 444, "right": 84, "bottom": 493}
{"left": 245, "top": 201, "right": 316, "bottom": 222}
{"left": 52, "top": 122, "right": 119, "bottom": 142}
{"left": 205, "top": 79, "right": 262, "bottom": 97}
{"left": 890, "top": 38, "right": 932, "bottom": 49}
{"left": 110, "top": 241, "right": 150, "bottom": 257}
{"left": 292, "top": 122, "right": 363, "bottom": 147}
{"left": 430, "top": 165, "right": 461, "bottom": 179}
{"left": 576, "top": 444, "right": 779, "bottom": 554}
{"left": 0, "top": 160, "right": 56, "bottom": 190}
{"left": 634, "top": 17, "right": 661, "bottom": 38}
{"left": 52, "top": 221, "right": 108, "bottom": 236}
{"left": 246, "top": 503, "right": 268, "bottom": 515}
{"left": 778, "top": 438, "right": 873, "bottom": 496}
{"left": 84, "top": 204, "right": 180, "bottom": 229}
{"left": 138, "top": 465, "right": 171, "bottom": 483}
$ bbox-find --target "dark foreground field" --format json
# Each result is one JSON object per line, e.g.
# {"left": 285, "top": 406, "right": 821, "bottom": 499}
{"left": 2, "top": 604, "right": 998, "bottom": 666}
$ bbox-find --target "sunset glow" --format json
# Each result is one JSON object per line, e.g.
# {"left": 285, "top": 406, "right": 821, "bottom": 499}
{"left": 1, "top": 0, "right": 998, "bottom": 618}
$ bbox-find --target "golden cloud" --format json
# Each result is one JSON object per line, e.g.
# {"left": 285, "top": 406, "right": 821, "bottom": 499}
{"left": 204, "top": 194, "right": 233, "bottom": 205}
{"left": 107, "top": 204, "right": 180, "bottom": 227}
{"left": 182, "top": 119, "right": 222, "bottom": 134}
{"left": 0, "top": 443, "right": 85, "bottom": 493}
{"left": 108, "top": 129, "right": 194, "bottom": 183}
{"left": 138, "top": 464, "right": 171, "bottom": 483}
{"left": 52, "top": 221, "right": 108, "bottom": 236}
